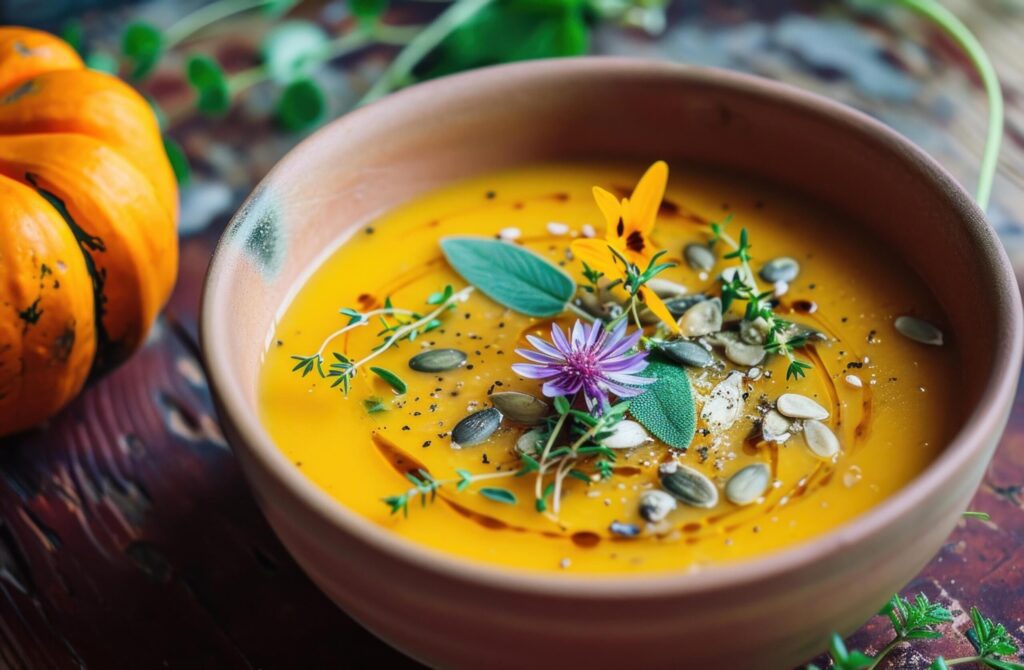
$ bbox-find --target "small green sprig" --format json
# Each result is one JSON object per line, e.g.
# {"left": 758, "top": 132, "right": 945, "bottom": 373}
{"left": 711, "top": 217, "right": 813, "bottom": 380}
{"left": 381, "top": 459, "right": 541, "bottom": 517}
{"left": 290, "top": 285, "right": 471, "bottom": 396}
{"left": 809, "top": 592, "right": 1023, "bottom": 670}
{"left": 606, "top": 247, "right": 676, "bottom": 332}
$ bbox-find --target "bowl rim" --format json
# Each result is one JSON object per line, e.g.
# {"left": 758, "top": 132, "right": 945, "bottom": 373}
{"left": 200, "top": 57, "right": 1024, "bottom": 597}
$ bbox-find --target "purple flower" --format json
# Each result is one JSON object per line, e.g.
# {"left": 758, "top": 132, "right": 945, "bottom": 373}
{"left": 512, "top": 320, "right": 653, "bottom": 413}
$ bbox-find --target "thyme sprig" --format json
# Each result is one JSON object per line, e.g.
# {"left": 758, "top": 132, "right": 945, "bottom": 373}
{"left": 605, "top": 248, "right": 675, "bottom": 333}
{"left": 710, "top": 216, "right": 813, "bottom": 380}
{"left": 809, "top": 592, "right": 1023, "bottom": 670}
{"left": 290, "top": 285, "right": 471, "bottom": 395}
{"left": 382, "top": 464, "right": 537, "bottom": 518}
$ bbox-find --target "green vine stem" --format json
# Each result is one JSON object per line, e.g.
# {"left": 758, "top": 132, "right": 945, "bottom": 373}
{"left": 892, "top": 0, "right": 1003, "bottom": 211}
{"left": 164, "top": 0, "right": 278, "bottom": 48}
{"left": 358, "top": 0, "right": 495, "bottom": 105}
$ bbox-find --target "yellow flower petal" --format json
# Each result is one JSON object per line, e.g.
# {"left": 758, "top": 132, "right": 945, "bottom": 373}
{"left": 571, "top": 238, "right": 625, "bottom": 280}
{"left": 592, "top": 186, "right": 622, "bottom": 233}
{"left": 640, "top": 286, "right": 681, "bottom": 333}
{"left": 625, "top": 160, "right": 668, "bottom": 237}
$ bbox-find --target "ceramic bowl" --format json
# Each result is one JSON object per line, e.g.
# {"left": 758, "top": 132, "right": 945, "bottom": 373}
{"left": 200, "top": 58, "right": 1023, "bottom": 669}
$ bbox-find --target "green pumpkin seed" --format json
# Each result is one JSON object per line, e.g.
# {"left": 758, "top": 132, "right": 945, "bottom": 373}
{"left": 725, "top": 463, "right": 771, "bottom": 505}
{"left": 645, "top": 278, "right": 688, "bottom": 298}
{"left": 658, "top": 340, "right": 713, "bottom": 368}
{"left": 491, "top": 391, "right": 549, "bottom": 424}
{"left": 659, "top": 463, "right": 718, "bottom": 508}
{"left": 894, "top": 315, "right": 944, "bottom": 346}
{"left": 684, "top": 243, "right": 715, "bottom": 271}
{"left": 663, "top": 294, "right": 707, "bottom": 318}
{"left": 451, "top": 408, "right": 502, "bottom": 448}
{"left": 759, "top": 257, "right": 800, "bottom": 283}
{"left": 408, "top": 348, "right": 467, "bottom": 372}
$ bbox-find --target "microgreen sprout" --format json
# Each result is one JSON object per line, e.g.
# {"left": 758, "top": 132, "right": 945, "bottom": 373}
{"left": 711, "top": 216, "right": 813, "bottom": 380}
{"left": 290, "top": 285, "right": 472, "bottom": 395}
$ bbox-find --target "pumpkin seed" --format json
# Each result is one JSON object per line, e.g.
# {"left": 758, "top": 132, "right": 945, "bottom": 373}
{"left": 724, "top": 337, "right": 766, "bottom": 367}
{"left": 761, "top": 409, "right": 792, "bottom": 443}
{"left": 646, "top": 278, "right": 689, "bottom": 298}
{"left": 491, "top": 391, "right": 549, "bottom": 424}
{"left": 894, "top": 315, "right": 944, "bottom": 346}
{"left": 408, "top": 348, "right": 467, "bottom": 372}
{"left": 638, "top": 489, "right": 678, "bottom": 522}
{"left": 664, "top": 294, "right": 708, "bottom": 317}
{"left": 725, "top": 463, "right": 771, "bottom": 506}
{"left": 700, "top": 372, "right": 745, "bottom": 431}
{"left": 739, "top": 317, "right": 770, "bottom": 345}
{"left": 451, "top": 408, "right": 503, "bottom": 448}
{"left": 515, "top": 428, "right": 544, "bottom": 455}
{"left": 677, "top": 297, "right": 722, "bottom": 337}
{"left": 684, "top": 243, "right": 715, "bottom": 271}
{"left": 600, "top": 420, "right": 652, "bottom": 449}
{"left": 776, "top": 393, "right": 829, "bottom": 420}
{"left": 759, "top": 257, "right": 800, "bottom": 283}
{"left": 803, "top": 419, "right": 840, "bottom": 459}
{"left": 660, "top": 465, "right": 719, "bottom": 508}
{"left": 658, "top": 340, "right": 713, "bottom": 368}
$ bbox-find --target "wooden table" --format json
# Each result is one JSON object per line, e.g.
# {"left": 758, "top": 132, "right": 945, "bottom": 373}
{"left": 1, "top": 1, "right": 1021, "bottom": 667}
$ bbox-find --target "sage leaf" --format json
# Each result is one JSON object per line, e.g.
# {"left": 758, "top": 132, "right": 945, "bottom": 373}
{"left": 440, "top": 237, "right": 574, "bottom": 317}
{"left": 479, "top": 487, "right": 517, "bottom": 505}
{"left": 629, "top": 357, "right": 696, "bottom": 450}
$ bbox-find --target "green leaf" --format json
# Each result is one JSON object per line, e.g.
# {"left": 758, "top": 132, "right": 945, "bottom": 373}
{"left": 479, "top": 487, "right": 517, "bottom": 505}
{"left": 370, "top": 366, "right": 407, "bottom": 394}
{"left": 440, "top": 237, "right": 575, "bottom": 317}
{"left": 186, "top": 55, "right": 230, "bottom": 116}
{"left": 276, "top": 78, "right": 326, "bottom": 132}
{"left": 930, "top": 659, "right": 949, "bottom": 670}
{"left": 60, "top": 19, "right": 84, "bottom": 55}
{"left": 363, "top": 396, "right": 387, "bottom": 413}
{"left": 963, "top": 510, "right": 991, "bottom": 521}
{"left": 349, "top": 0, "right": 389, "bottom": 24}
{"left": 263, "top": 0, "right": 298, "bottom": 17}
{"left": 629, "top": 358, "right": 696, "bottom": 450}
{"left": 122, "top": 21, "right": 163, "bottom": 80}
{"left": 421, "top": 0, "right": 590, "bottom": 80}
{"left": 85, "top": 52, "right": 119, "bottom": 74}
{"left": 262, "top": 21, "right": 330, "bottom": 84}
{"left": 162, "top": 137, "right": 191, "bottom": 186}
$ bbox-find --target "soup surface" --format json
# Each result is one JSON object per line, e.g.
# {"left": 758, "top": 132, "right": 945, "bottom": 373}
{"left": 258, "top": 163, "right": 960, "bottom": 574}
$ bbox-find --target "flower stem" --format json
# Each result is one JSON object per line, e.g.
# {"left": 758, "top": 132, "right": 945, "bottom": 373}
{"left": 865, "top": 638, "right": 904, "bottom": 670}
{"left": 943, "top": 657, "right": 984, "bottom": 666}
{"left": 892, "top": 0, "right": 1002, "bottom": 211}
{"left": 165, "top": 0, "right": 272, "bottom": 48}
{"left": 357, "top": 0, "right": 494, "bottom": 105}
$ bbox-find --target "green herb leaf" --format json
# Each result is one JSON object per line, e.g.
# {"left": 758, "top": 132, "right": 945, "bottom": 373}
{"left": 186, "top": 55, "right": 230, "bottom": 116}
{"left": 121, "top": 21, "right": 163, "bottom": 80}
{"left": 370, "top": 366, "right": 407, "bottom": 394}
{"left": 930, "top": 659, "right": 949, "bottom": 670}
{"left": 276, "top": 78, "right": 326, "bottom": 132}
{"left": 262, "top": 21, "right": 330, "bottom": 84}
{"left": 162, "top": 137, "right": 191, "bottom": 186}
{"left": 363, "top": 396, "right": 387, "bottom": 413}
{"left": 479, "top": 487, "right": 517, "bottom": 505}
{"left": 440, "top": 237, "right": 575, "bottom": 317}
{"left": 60, "top": 19, "right": 84, "bottom": 55}
{"left": 629, "top": 358, "right": 696, "bottom": 450}
{"left": 349, "top": 0, "right": 389, "bottom": 25}
{"left": 963, "top": 510, "right": 991, "bottom": 521}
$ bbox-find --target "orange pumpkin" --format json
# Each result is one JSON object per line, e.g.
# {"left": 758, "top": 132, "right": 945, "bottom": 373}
{"left": 0, "top": 27, "right": 178, "bottom": 436}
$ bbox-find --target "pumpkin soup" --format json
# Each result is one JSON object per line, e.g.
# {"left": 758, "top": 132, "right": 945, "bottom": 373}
{"left": 258, "top": 162, "right": 960, "bottom": 574}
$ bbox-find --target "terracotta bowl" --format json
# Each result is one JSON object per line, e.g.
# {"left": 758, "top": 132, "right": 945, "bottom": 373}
{"left": 200, "top": 59, "right": 1023, "bottom": 669}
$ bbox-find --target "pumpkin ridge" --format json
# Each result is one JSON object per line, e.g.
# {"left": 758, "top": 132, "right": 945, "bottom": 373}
{"left": 25, "top": 172, "right": 116, "bottom": 374}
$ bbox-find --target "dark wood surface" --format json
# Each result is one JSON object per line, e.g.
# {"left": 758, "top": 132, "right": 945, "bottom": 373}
{"left": 1, "top": 1, "right": 1022, "bottom": 667}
